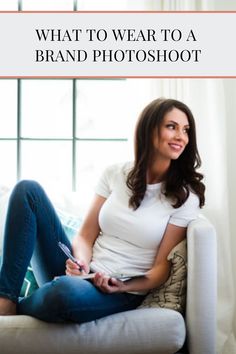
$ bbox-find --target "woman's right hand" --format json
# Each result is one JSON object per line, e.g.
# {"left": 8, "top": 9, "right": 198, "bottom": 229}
{"left": 65, "top": 259, "right": 89, "bottom": 276}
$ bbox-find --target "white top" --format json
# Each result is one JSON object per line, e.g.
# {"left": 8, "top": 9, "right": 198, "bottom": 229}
{"left": 90, "top": 162, "right": 200, "bottom": 279}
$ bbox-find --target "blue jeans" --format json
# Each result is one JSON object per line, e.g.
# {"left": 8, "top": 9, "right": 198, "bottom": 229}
{"left": 0, "top": 181, "right": 144, "bottom": 323}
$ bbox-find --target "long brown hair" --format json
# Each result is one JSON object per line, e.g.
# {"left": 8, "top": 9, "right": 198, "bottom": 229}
{"left": 126, "top": 98, "right": 205, "bottom": 209}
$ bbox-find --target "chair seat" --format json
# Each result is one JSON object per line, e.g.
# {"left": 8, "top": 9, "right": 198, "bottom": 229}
{"left": 0, "top": 308, "right": 185, "bottom": 354}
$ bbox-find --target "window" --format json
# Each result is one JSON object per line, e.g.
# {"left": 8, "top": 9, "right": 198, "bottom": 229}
{"left": 0, "top": 0, "right": 18, "bottom": 10}
{"left": 0, "top": 76, "right": 133, "bottom": 194}
{"left": 0, "top": 80, "right": 17, "bottom": 186}
{"left": 0, "top": 0, "right": 148, "bottom": 204}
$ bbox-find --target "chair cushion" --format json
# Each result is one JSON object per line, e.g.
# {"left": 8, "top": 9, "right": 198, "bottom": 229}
{"left": 0, "top": 308, "right": 185, "bottom": 354}
{"left": 138, "top": 239, "right": 187, "bottom": 314}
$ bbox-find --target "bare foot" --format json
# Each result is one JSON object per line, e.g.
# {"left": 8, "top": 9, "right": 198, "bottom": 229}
{"left": 0, "top": 297, "right": 17, "bottom": 315}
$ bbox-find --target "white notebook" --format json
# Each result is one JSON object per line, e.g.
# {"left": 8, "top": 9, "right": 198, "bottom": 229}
{"left": 78, "top": 272, "right": 147, "bottom": 280}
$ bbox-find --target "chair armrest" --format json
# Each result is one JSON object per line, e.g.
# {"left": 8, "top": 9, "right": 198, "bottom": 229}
{"left": 186, "top": 218, "right": 217, "bottom": 354}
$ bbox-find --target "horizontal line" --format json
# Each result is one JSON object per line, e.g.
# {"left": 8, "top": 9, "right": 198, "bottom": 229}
{"left": 0, "top": 11, "right": 236, "bottom": 14}
{"left": 76, "top": 138, "right": 127, "bottom": 141}
{"left": 0, "top": 77, "right": 124, "bottom": 81}
{"left": 0, "top": 137, "right": 128, "bottom": 141}
{"left": 0, "top": 138, "right": 73, "bottom": 141}
{"left": 21, "top": 138, "right": 72, "bottom": 141}
{"left": 0, "top": 76, "right": 236, "bottom": 79}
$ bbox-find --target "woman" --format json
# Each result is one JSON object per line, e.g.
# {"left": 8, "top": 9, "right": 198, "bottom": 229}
{"left": 0, "top": 98, "right": 205, "bottom": 323}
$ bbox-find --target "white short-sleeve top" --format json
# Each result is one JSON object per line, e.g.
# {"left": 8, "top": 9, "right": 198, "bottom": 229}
{"left": 90, "top": 162, "right": 200, "bottom": 276}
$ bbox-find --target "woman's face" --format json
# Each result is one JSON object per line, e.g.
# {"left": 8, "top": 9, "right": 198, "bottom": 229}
{"left": 152, "top": 107, "right": 190, "bottom": 162}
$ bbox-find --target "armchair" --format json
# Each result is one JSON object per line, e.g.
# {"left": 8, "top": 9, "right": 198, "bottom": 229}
{"left": 0, "top": 217, "right": 217, "bottom": 354}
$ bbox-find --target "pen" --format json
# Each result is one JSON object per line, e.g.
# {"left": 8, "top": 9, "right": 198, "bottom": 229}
{"left": 58, "top": 241, "right": 83, "bottom": 272}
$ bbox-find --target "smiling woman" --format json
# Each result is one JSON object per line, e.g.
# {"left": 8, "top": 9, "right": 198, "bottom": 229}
{"left": 0, "top": 97, "right": 205, "bottom": 324}
{"left": 127, "top": 98, "right": 204, "bottom": 210}
{"left": 0, "top": 1, "right": 234, "bottom": 353}
{"left": 152, "top": 108, "right": 190, "bottom": 163}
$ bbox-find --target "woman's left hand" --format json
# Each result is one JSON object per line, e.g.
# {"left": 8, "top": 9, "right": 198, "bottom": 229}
{"left": 93, "top": 273, "right": 125, "bottom": 293}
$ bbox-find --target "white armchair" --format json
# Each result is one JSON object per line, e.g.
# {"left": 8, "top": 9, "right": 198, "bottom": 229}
{"left": 0, "top": 217, "right": 217, "bottom": 354}
{"left": 186, "top": 218, "right": 217, "bottom": 354}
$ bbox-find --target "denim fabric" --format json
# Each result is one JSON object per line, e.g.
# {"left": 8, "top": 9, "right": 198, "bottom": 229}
{"left": 18, "top": 276, "right": 144, "bottom": 323}
{"left": 0, "top": 180, "right": 144, "bottom": 323}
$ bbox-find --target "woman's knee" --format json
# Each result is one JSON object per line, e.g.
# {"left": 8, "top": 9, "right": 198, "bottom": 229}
{"left": 46, "top": 276, "right": 86, "bottom": 307}
{"left": 18, "top": 277, "right": 76, "bottom": 322}
{"left": 13, "top": 180, "right": 43, "bottom": 196}
{"left": 10, "top": 180, "right": 45, "bottom": 207}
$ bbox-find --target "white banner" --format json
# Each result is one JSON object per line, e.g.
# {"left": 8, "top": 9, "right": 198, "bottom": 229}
{"left": 0, "top": 11, "right": 235, "bottom": 77}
